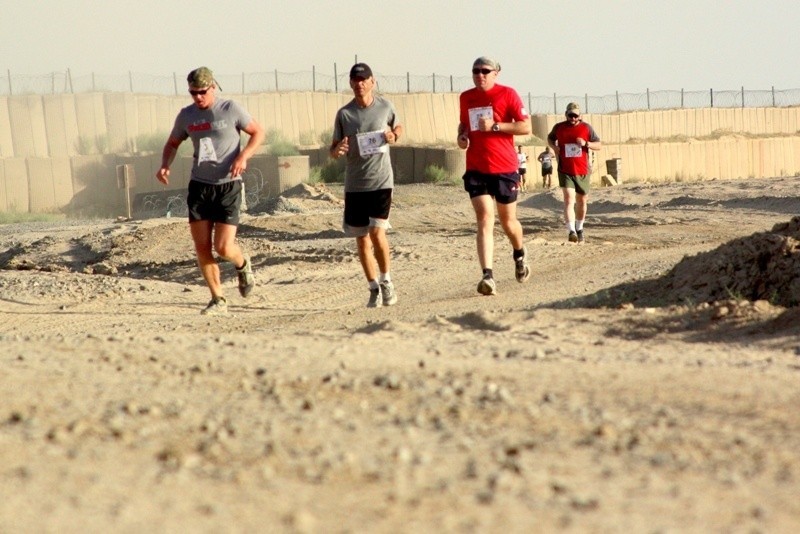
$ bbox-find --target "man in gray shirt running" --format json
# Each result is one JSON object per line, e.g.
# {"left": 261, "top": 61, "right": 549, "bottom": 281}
{"left": 156, "top": 66, "right": 265, "bottom": 315}
{"left": 330, "top": 63, "right": 403, "bottom": 308}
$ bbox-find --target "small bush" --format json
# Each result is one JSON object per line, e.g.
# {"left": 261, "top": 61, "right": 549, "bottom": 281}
{"left": 424, "top": 164, "right": 457, "bottom": 185}
{"left": 75, "top": 135, "right": 95, "bottom": 155}
{"left": 75, "top": 134, "right": 112, "bottom": 155}
{"left": 298, "top": 131, "right": 317, "bottom": 146}
{"left": 95, "top": 134, "right": 109, "bottom": 154}
{"left": 269, "top": 140, "right": 300, "bottom": 156}
{"left": 262, "top": 128, "right": 300, "bottom": 156}
{"left": 307, "top": 166, "right": 323, "bottom": 184}
{"left": 318, "top": 128, "right": 334, "bottom": 146}
{"left": 135, "top": 132, "right": 168, "bottom": 154}
{"left": 318, "top": 159, "right": 345, "bottom": 183}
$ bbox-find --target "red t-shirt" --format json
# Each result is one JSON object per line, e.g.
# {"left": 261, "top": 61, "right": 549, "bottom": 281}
{"left": 460, "top": 84, "right": 529, "bottom": 174}
{"left": 547, "top": 121, "right": 599, "bottom": 176}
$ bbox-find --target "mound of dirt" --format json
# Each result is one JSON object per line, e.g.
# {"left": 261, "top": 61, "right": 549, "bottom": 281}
{"left": 666, "top": 216, "right": 800, "bottom": 307}
{"left": 250, "top": 183, "right": 343, "bottom": 215}
{"left": 582, "top": 216, "right": 800, "bottom": 309}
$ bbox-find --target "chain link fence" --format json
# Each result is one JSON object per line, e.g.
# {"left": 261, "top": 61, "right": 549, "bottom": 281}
{"left": 2, "top": 68, "right": 798, "bottom": 114}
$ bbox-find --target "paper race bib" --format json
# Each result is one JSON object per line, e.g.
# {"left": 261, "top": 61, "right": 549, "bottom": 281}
{"left": 564, "top": 143, "right": 582, "bottom": 158}
{"left": 468, "top": 106, "right": 493, "bottom": 132}
{"left": 356, "top": 130, "right": 388, "bottom": 157}
{"left": 198, "top": 137, "right": 218, "bottom": 163}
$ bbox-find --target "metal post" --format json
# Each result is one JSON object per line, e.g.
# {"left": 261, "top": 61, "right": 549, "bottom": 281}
{"left": 406, "top": 72, "right": 410, "bottom": 93}
{"left": 646, "top": 88, "right": 650, "bottom": 110}
{"left": 741, "top": 86, "right": 745, "bottom": 108}
{"left": 432, "top": 73, "right": 436, "bottom": 93}
{"left": 528, "top": 92, "right": 532, "bottom": 115}
{"left": 312, "top": 65, "right": 316, "bottom": 92}
{"left": 553, "top": 93, "right": 557, "bottom": 114}
{"left": 710, "top": 88, "right": 714, "bottom": 108}
{"left": 129, "top": 71, "right": 133, "bottom": 92}
{"left": 124, "top": 165, "right": 132, "bottom": 220}
{"left": 51, "top": 72, "right": 55, "bottom": 94}
{"left": 615, "top": 90, "right": 619, "bottom": 112}
{"left": 6, "top": 69, "right": 11, "bottom": 95}
{"left": 67, "top": 68, "right": 73, "bottom": 93}
{"left": 584, "top": 93, "right": 588, "bottom": 114}
{"left": 173, "top": 72, "right": 178, "bottom": 95}
{"left": 772, "top": 86, "right": 775, "bottom": 107}
{"left": 450, "top": 75, "right": 453, "bottom": 93}
{"left": 274, "top": 69, "right": 278, "bottom": 92}
{"left": 681, "top": 88, "right": 684, "bottom": 108}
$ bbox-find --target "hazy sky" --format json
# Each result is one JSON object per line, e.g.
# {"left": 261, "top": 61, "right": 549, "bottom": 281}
{"left": 2, "top": 0, "right": 798, "bottom": 97}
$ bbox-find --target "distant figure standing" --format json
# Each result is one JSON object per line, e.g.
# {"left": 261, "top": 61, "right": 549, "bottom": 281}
{"left": 517, "top": 145, "right": 529, "bottom": 191}
{"left": 156, "top": 66, "right": 265, "bottom": 315}
{"left": 547, "top": 102, "right": 601, "bottom": 243}
{"left": 330, "top": 63, "right": 403, "bottom": 308}
{"left": 457, "top": 56, "right": 532, "bottom": 296}
{"left": 537, "top": 146, "right": 554, "bottom": 188}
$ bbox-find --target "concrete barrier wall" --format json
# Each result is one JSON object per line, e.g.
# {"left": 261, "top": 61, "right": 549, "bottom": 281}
{"left": 599, "top": 136, "right": 800, "bottom": 184}
{"left": 532, "top": 107, "right": 800, "bottom": 144}
{"left": 1, "top": 136, "right": 799, "bottom": 215}
{"left": 2, "top": 90, "right": 800, "bottom": 215}
{"left": 0, "top": 158, "right": 29, "bottom": 212}
{"left": 4, "top": 90, "right": 800, "bottom": 158}
{"left": 0, "top": 97, "right": 13, "bottom": 158}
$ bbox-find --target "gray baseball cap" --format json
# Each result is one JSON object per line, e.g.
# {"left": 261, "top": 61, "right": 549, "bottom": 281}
{"left": 472, "top": 56, "right": 501, "bottom": 72}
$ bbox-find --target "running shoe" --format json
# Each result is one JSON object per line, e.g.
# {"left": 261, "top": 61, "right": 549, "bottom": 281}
{"left": 236, "top": 255, "right": 254, "bottom": 298}
{"left": 576, "top": 230, "right": 585, "bottom": 243}
{"left": 568, "top": 231, "right": 578, "bottom": 243}
{"left": 367, "top": 287, "right": 382, "bottom": 308}
{"left": 201, "top": 296, "right": 228, "bottom": 315}
{"left": 477, "top": 274, "right": 497, "bottom": 296}
{"left": 515, "top": 247, "right": 531, "bottom": 283}
{"left": 380, "top": 280, "right": 398, "bottom": 306}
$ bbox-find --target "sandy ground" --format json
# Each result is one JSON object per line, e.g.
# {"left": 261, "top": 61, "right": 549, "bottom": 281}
{"left": 1, "top": 177, "right": 800, "bottom": 533}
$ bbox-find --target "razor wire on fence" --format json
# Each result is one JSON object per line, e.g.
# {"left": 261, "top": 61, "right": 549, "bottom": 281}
{"left": 2, "top": 68, "right": 799, "bottom": 114}
{"left": 135, "top": 169, "right": 269, "bottom": 220}
{"left": 138, "top": 193, "right": 187, "bottom": 220}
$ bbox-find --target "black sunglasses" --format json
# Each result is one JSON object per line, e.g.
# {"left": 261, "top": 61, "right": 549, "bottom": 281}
{"left": 567, "top": 113, "right": 580, "bottom": 119}
{"left": 189, "top": 88, "right": 210, "bottom": 96}
{"left": 472, "top": 68, "right": 494, "bottom": 75}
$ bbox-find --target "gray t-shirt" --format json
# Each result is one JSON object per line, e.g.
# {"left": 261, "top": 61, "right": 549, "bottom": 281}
{"left": 170, "top": 98, "right": 253, "bottom": 185}
{"left": 332, "top": 95, "right": 399, "bottom": 192}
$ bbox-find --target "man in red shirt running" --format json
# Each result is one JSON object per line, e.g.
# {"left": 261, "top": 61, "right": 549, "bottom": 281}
{"left": 547, "top": 102, "right": 602, "bottom": 243}
{"left": 457, "top": 57, "right": 532, "bottom": 296}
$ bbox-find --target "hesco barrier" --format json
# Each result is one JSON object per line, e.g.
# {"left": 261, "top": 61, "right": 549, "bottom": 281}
{"left": 1, "top": 138, "right": 799, "bottom": 215}
{"left": 2, "top": 90, "right": 800, "bottom": 215}
{"left": 4, "top": 91, "right": 800, "bottom": 158}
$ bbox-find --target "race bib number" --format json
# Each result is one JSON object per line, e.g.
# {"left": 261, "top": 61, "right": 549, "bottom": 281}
{"left": 564, "top": 143, "right": 582, "bottom": 158}
{"left": 198, "top": 137, "right": 218, "bottom": 163}
{"left": 356, "top": 130, "right": 387, "bottom": 156}
{"left": 468, "top": 106, "right": 493, "bottom": 132}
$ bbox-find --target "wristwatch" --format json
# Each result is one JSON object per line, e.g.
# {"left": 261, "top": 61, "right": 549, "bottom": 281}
{"left": 491, "top": 122, "right": 500, "bottom": 132}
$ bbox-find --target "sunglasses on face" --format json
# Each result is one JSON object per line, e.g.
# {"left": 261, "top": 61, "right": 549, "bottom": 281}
{"left": 189, "top": 88, "right": 210, "bottom": 96}
{"left": 567, "top": 113, "right": 580, "bottom": 119}
{"left": 472, "top": 68, "right": 494, "bottom": 75}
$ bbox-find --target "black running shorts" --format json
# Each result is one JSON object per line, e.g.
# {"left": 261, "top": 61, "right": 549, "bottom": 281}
{"left": 343, "top": 188, "right": 393, "bottom": 229}
{"left": 462, "top": 170, "right": 520, "bottom": 204}
{"left": 187, "top": 180, "right": 242, "bottom": 225}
